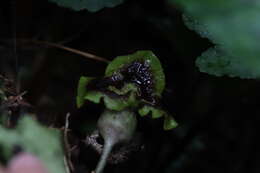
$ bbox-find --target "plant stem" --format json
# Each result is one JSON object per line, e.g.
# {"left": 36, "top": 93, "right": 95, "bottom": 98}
{"left": 95, "top": 139, "right": 115, "bottom": 173}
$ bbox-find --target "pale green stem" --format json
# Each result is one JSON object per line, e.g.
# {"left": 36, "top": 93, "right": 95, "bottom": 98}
{"left": 95, "top": 139, "right": 115, "bottom": 173}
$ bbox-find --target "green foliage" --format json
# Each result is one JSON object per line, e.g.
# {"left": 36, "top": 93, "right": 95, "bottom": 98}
{"left": 48, "top": 0, "right": 125, "bottom": 12}
{"left": 77, "top": 79, "right": 139, "bottom": 111}
{"left": 196, "top": 46, "right": 253, "bottom": 78}
{"left": 77, "top": 51, "right": 166, "bottom": 110}
{"left": 83, "top": 83, "right": 139, "bottom": 111}
{"left": 172, "top": 0, "right": 260, "bottom": 78}
{"left": 77, "top": 51, "right": 177, "bottom": 130}
{"left": 0, "top": 116, "right": 66, "bottom": 173}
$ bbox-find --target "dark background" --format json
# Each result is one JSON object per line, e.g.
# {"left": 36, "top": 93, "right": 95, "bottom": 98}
{"left": 0, "top": 0, "right": 259, "bottom": 173}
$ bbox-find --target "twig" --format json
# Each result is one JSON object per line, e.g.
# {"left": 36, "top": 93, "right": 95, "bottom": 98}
{"left": 64, "top": 157, "right": 70, "bottom": 173}
{"left": 63, "top": 113, "right": 75, "bottom": 173}
{"left": 30, "top": 40, "right": 110, "bottom": 63}
{"left": 2, "top": 39, "right": 110, "bottom": 63}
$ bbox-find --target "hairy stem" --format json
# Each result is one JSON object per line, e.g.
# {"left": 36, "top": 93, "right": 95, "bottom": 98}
{"left": 95, "top": 139, "right": 115, "bottom": 173}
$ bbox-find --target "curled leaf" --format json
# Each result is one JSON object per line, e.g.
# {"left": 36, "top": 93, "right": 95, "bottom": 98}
{"left": 77, "top": 76, "right": 94, "bottom": 108}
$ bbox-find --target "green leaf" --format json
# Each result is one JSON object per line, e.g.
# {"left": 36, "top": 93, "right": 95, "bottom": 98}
{"left": 85, "top": 90, "right": 139, "bottom": 111}
{"left": 138, "top": 105, "right": 164, "bottom": 119}
{"left": 0, "top": 116, "right": 66, "bottom": 173}
{"left": 84, "top": 90, "right": 103, "bottom": 104}
{"left": 182, "top": 15, "right": 213, "bottom": 41}
{"left": 77, "top": 77, "right": 140, "bottom": 111}
{"left": 103, "top": 91, "right": 139, "bottom": 111}
{"left": 164, "top": 115, "right": 178, "bottom": 130}
{"left": 138, "top": 105, "right": 178, "bottom": 130}
{"left": 77, "top": 76, "right": 94, "bottom": 108}
{"left": 76, "top": 51, "right": 177, "bottom": 129}
{"left": 196, "top": 46, "right": 258, "bottom": 78}
{"left": 105, "top": 50, "right": 165, "bottom": 96}
{"left": 77, "top": 51, "right": 167, "bottom": 111}
{"left": 172, "top": 0, "right": 260, "bottom": 79}
{"left": 48, "top": 0, "right": 125, "bottom": 12}
{"left": 138, "top": 105, "right": 150, "bottom": 117}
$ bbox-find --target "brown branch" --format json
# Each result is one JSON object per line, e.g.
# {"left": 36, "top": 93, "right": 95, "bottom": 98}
{"left": 18, "top": 39, "right": 110, "bottom": 63}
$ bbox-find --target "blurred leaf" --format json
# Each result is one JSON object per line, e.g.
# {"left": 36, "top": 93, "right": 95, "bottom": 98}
{"left": 172, "top": 0, "right": 260, "bottom": 78}
{"left": 48, "top": 0, "right": 125, "bottom": 12}
{"left": 105, "top": 50, "right": 165, "bottom": 96}
{"left": 182, "top": 15, "right": 214, "bottom": 42}
{"left": 196, "top": 46, "right": 257, "bottom": 78}
{"left": 0, "top": 116, "right": 66, "bottom": 173}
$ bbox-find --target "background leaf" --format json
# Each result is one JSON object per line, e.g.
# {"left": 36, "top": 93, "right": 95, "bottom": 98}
{"left": 196, "top": 46, "right": 257, "bottom": 78}
{"left": 48, "top": 0, "right": 125, "bottom": 12}
{"left": 172, "top": 0, "right": 260, "bottom": 78}
{"left": 0, "top": 116, "right": 66, "bottom": 173}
